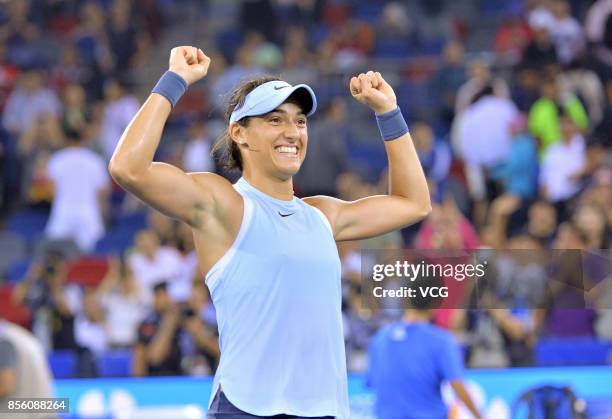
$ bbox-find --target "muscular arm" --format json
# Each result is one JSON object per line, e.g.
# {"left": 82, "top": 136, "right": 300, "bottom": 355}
{"left": 305, "top": 72, "right": 431, "bottom": 241}
{"left": 108, "top": 46, "right": 237, "bottom": 229}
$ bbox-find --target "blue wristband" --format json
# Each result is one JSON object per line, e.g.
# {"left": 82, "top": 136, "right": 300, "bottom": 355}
{"left": 152, "top": 71, "right": 188, "bottom": 108}
{"left": 376, "top": 107, "right": 409, "bottom": 141}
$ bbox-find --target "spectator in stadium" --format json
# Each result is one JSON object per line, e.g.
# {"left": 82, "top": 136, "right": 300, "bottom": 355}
{"left": 128, "top": 229, "right": 183, "bottom": 305}
{"left": 95, "top": 256, "right": 146, "bottom": 349}
{"left": 367, "top": 275, "right": 482, "bottom": 419}
{"left": 74, "top": 287, "right": 107, "bottom": 377}
{"left": 12, "top": 249, "right": 78, "bottom": 347}
{"left": 0, "top": 0, "right": 40, "bottom": 68}
{"left": 431, "top": 39, "right": 466, "bottom": 126}
{"left": 540, "top": 223, "right": 597, "bottom": 337}
{"left": 60, "top": 83, "right": 91, "bottom": 140}
{"left": 107, "top": 0, "right": 142, "bottom": 76}
{"left": 17, "top": 114, "right": 63, "bottom": 205}
{"left": 539, "top": 111, "right": 587, "bottom": 219}
{"left": 558, "top": 66, "right": 605, "bottom": 128}
{"left": 2, "top": 67, "right": 61, "bottom": 137}
{"left": 99, "top": 78, "right": 139, "bottom": 160}
{"left": 463, "top": 235, "right": 544, "bottom": 369}
{"left": 45, "top": 128, "right": 110, "bottom": 253}
{"left": 0, "top": 316, "right": 55, "bottom": 413}
{"left": 411, "top": 120, "right": 451, "bottom": 202}
{"left": 182, "top": 119, "right": 216, "bottom": 173}
{"left": 494, "top": 13, "right": 532, "bottom": 64}
{"left": 0, "top": 43, "right": 20, "bottom": 113}
{"left": 180, "top": 280, "right": 220, "bottom": 375}
{"left": 488, "top": 114, "right": 539, "bottom": 237}
{"left": 573, "top": 203, "right": 608, "bottom": 249}
{"left": 512, "top": 65, "right": 543, "bottom": 113}
{"left": 280, "top": 27, "right": 317, "bottom": 86}
{"left": 294, "top": 96, "right": 349, "bottom": 197}
{"left": 548, "top": 0, "right": 586, "bottom": 66}
{"left": 50, "top": 45, "right": 91, "bottom": 93}
{"left": 455, "top": 59, "right": 510, "bottom": 115}
{"left": 528, "top": 75, "right": 589, "bottom": 155}
{"left": 133, "top": 282, "right": 183, "bottom": 376}
{"left": 211, "top": 45, "right": 263, "bottom": 110}
{"left": 456, "top": 84, "right": 518, "bottom": 225}
{"left": 525, "top": 200, "right": 559, "bottom": 247}
{"left": 522, "top": 13, "right": 559, "bottom": 70}
{"left": 72, "top": 0, "right": 113, "bottom": 78}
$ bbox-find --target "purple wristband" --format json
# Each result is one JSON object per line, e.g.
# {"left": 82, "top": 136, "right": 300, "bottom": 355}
{"left": 375, "top": 107, "right": 409, "bottom": 141}
{"left": 152, "top": 71, "right": 188, "bottom": 108}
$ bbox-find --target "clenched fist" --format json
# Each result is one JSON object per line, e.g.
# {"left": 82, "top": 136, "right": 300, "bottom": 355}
{"left": 169, "top": 46, "right": 210, "bottom": 86}
{"left": 350, "top": 71, "right": 397, "bottom": 115}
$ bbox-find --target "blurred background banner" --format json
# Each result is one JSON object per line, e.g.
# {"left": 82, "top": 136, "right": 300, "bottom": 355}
{"left": 53, "top": 368, "right": 612, "bottom": 418}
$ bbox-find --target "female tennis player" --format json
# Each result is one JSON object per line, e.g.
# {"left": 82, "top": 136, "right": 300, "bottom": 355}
{"left": 109, "top": 46, "right": 431, "bottom": 418}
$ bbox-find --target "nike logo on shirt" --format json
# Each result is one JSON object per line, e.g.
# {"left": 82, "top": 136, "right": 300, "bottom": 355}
{"left": 278, "top": 212, "right": 295, "bottom": 217}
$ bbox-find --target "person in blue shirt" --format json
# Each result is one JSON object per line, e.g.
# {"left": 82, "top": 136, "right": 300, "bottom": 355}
{"left": 367, "top": 276, "right": 482, "bottom": 419}
{"left": 109, "top": 46, "right": 431, "bottom": 418}
{"left": 488, "top": 114, "right": 539, "bottom": 240}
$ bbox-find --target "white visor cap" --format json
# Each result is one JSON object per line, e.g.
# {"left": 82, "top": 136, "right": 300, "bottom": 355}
{"left": 229, "top": 80, "right": 317, "bottom": 124}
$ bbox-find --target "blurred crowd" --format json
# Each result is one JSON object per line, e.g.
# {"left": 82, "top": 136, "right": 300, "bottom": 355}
{"left": 0, "top": 0, "right": 611, "bottom": 377}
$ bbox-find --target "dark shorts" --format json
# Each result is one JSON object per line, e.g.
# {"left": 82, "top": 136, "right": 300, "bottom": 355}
{"left": 207, "top": 390, "right": 335, "bottom": 419}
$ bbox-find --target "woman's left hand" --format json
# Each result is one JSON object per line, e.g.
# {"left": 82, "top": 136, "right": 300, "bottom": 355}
{"left": 349, "top": 71, "right": 397, "bottom": 115}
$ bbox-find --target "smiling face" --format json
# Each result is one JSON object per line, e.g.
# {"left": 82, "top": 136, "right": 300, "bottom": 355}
{"left": 232, "top": 101, "right": 308, "bottom": 180}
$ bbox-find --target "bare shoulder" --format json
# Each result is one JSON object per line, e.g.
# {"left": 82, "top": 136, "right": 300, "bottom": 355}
{"left": 303, "top": 195, "right": 344, "bottom": 227}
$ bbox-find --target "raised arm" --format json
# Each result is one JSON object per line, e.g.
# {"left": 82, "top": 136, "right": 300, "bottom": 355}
{"left": 108, "top": 46, "right": 237, "bottom": 228}
{"left": 305, "top": 71, "right": 431, "bottom": 241}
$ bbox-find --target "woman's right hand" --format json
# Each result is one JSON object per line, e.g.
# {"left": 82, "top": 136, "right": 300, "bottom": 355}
{"left": 168, "top": 46, "right": 211, "bottom": 86}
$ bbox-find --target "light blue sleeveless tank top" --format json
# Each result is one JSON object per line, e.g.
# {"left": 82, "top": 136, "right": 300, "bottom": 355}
{"left": 206, "top": 177, "right": 349, "bottom": 417}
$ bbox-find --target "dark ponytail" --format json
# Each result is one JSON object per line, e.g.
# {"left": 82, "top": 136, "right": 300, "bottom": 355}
{"left": 211, "top": 75, "right": 281, "bottom": 172}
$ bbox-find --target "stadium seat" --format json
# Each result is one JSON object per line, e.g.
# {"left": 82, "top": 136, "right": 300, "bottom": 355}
{"left": 0, "top": 231, "right": 26, "bottom": 276}
{"left": 536, "top": 338, "right": 612, "bottom": 366}
{"left": 373, "top": 38, "right": 411, "bottom": 58}
{"left": 0, "top": 284, "right": 31, "bottom": 328}
{"left": 6, "top": 258, "right": 33, "bottom": 282}
{"left": 97, "top": 350, "right": 133, "bottom": 377}
{"left": 93, "top": 228, "right": 137, "bottom": 255}
{"left": 66, "top": 256, "right": 110, "bottom": 287}
{"left": 48, "top": 350, "right": 77, "bottom": 379}
{"left": 6, "top": 209, "right": 49, "bottom": 245}
{"left": 115, "top": 211, "right": 148, "bottom": 231}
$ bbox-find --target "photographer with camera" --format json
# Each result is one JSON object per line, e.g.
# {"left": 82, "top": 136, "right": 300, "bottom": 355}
{"left": 180, "top": 281, "right": 219, "bottom": 376}
{"left": 132, "top": 282, "right": 182, "bottom": 376}
{"left": 12, "top": 249, "right": 82, "bottom": 353}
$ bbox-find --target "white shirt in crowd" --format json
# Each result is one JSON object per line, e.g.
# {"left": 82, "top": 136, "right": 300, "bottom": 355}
{"left": 585, "top": 0, "right": 612, "bottom": 42}
{"left": 540, "top": 135, "right": 586, "bottom": 202}
{"left": 45, "top": 146, "right": 110, "bottom": 252}
{"left": 100, "top": 95, "right": 139, "bottom": 160}
{"left": 457, "top": 96, "right": 518, "bottom": 167}
{"left": 101, "top": 291, "right": 147, "bottom": 347}
{"left": 551, "top": 16, "right": 586, "bottom": 65}
{"left": 128, "top": 246, "right": 184, "bottom": 304}
{"left": 183, "top": 137, "right": 215, "bottom": 173}
{"left": 170, "top": 251, "right": 200, "bottom": 303}
{"left": 74, "top": 314, "right": 108, "bottom": 355}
